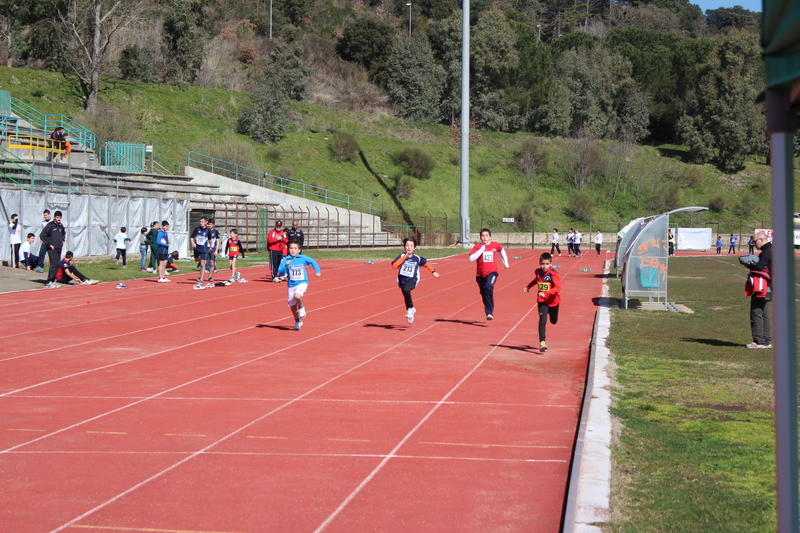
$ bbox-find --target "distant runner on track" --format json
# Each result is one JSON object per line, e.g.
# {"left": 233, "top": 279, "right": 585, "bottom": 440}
{"left": 469, "top": 228, "right": 509, "bottom": 321}
{"left": 278, "top": 241, "right": 321, "bottom": 331}
{"left": 524, "top": 252, "right": 562, "bottom": 352}
{"left": 391, "top": 237, "right": 440, "bottom": 324}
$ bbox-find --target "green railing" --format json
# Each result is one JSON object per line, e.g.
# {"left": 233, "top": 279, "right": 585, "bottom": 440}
{"left": 0, "top": 90, "right": 96, "bottom": 150}
{"left": 187, "top": 151, "right": 383, "bottom": 216}
{"left": 0, "top": 145, "right": 80, "bottom": 195}
{"left": 104, "top": 141, "right": 146, "bottom": 172}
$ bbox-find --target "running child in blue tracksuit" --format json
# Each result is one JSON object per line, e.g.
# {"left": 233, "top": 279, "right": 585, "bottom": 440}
{"left": 278, "top": 241, "right": 321, "bottom": 330}
{"left": 392, "top": 237, "right": 439, "bottom": 324}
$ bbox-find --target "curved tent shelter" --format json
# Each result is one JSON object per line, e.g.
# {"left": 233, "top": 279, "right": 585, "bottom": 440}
{"left": 620, "top": 207, "right": 706, "bottom": 309}
{"left": 614, "top": 216, "right": 647, "bottom": 272}
{"left": 763, "top": 2, "right": 800, "bottom": 531}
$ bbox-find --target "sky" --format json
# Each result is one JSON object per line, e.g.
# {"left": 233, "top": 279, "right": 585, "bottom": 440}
{"left": 694, "top": 0, "right": 761, "bottom": 13}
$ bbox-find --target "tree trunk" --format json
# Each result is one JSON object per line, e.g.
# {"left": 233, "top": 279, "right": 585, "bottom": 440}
{"left": 85, "top": 0, "right": 101, "bottom": 112}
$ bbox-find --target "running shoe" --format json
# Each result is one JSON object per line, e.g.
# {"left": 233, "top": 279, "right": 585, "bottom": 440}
{"left": 83, "top": 279, "right": 99, "bottom": 285}
{"left": 486, "top": 314, "right": 494, "bottom": 321}
{"left": 762, "top": 344, "right": 773, "bottom": 349}
{"left": 46, "top": 281, "right": 59, "bottom": 289}
{"left": 746, "top": 342, "right": 764, "bottom": 349}
{"left": 193, "top": 283, "right": 205, "bottom": 290}
{"left": 406, "top": 307, "right": 415, "bottom": 324}
{"left": 273, "top": 278, "right": 281, "bottom": 283}
{"left": 294, "top": 320, "right": 303, "bottom": 331}
{"left": 172, "top": 269, "right": 180, "bottom": 273}
{"left": 298, "top": 306, "right": 307, "bottom": 319}
{"left": 540, "top": 341, "right": 548, "bottom": 352}
{"left": 34, "top": 267, "right": 44, "bottom": 272}
{"left": 229, "top": 277, "right": 235, "bottom": 283}
{"left": 205, "top": 283, "right": 215, "bottom": 288}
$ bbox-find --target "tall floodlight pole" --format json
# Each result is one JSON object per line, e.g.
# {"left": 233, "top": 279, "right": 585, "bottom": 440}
{"left": 459, "top": 0, "right": 470, "bottom": 244}
{"left": 537, "top": 24, "right": 541, "bottom": 40}
{"left": 269, "top": 0, "right": 273, "bottom": 40}
{"left": 406, "top": 3, "right": 412, "bottom": 44}
{"left": 766, "top": 88, "right": 799, "bottom": 533}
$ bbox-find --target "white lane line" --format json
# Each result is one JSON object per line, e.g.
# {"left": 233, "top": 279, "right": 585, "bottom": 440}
{"left": 312, "top": 304, "right": 539, "bottom": 533}
{"left": 46, "top": 292, "right": 489, "bottom": 533}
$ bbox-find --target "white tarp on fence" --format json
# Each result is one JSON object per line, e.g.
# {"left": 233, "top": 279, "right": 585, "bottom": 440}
{"left": 0, "top": 189, "right": 189, "bottom": 262}
{"left": 676, "top": 227, "right": 712, "bottom": 250}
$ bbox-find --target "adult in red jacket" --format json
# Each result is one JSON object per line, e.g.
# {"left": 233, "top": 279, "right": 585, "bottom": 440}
{"left": 268, "top": 220, "right": 288, "bottom": 281}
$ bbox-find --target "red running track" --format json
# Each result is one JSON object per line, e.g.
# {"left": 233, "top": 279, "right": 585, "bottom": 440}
{"left": 0, "top": 249, "right": 608, "bottom": 533}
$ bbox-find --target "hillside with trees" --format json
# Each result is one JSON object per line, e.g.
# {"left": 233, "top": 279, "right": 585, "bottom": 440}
{"left": 0, "top": 0, "right": 792, "bottom": 232}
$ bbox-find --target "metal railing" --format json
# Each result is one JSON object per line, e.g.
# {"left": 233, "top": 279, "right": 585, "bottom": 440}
{"left": 187, "top": 152, "right": 383, "bottom": 216}
{"left": 104, "top": 141, "right": 145, "bottom": 172}
{"left": 7, "top": 134, "right": 68, "bottom": 161}
{"left": 0, "top": 90, "right": 96, "bottom": 150}
{"left": 0, "top": 145, "right": 80, "bottom": 195}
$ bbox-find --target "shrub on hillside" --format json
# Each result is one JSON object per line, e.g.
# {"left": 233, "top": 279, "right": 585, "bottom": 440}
{"left": 394, "top": 146, "right": 436, "bottom": 179}
{"left": 515, "top": 137, "right": 549, "bottom": 191}
{"left": 393, "top": 172, "right": 415, "bottom": 199}
{"left": 567, "top": 191, "right": 594, "bottom": 223}
{"left": 734, "top": 194, "right": 757, "bottom": 217}
{"left": 680, "top": 166, "right": 702, "bottom": 188}
{"left": 237, "top": 77, "right": 289, "bottom": 144}
{"left": 330, "top": 133, "right": 361, "bottom": 162}
{"left": 119, "top": 45, "right": 161, "bottom": 83}
{"left": 708, "top": 194, "right": 727, "bottom": 213}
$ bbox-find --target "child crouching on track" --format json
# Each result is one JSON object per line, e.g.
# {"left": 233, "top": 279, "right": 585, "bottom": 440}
{"left": 523, "top": 252, "right": 561, "bottom": 352}
{"left": 225, "top": 229, "right": 246, "bottom": 283}
{"left": 277, "top": 241, "right": 321, "bottom": 331}
{"left": 392, "top": 237, "right": 439, "bottom": 323}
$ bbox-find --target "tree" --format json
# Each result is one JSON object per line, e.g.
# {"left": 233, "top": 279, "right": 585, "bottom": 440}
{"left": 678, "top": 30, "right": 764, "bottom": 172}
{"left": 263, "top": 42, "right": 312, "bottom": 102}
{"left": 57, "top": 0, "right": 152, "bottom": 111}
{"left": 238, "top": 76, "right": 289, "bottom": 144}
{"left": 280, "top": 0, "right": 314, "bottom": 25}
{"left": 336, "top": 15, "right": 395, "bottom": 83}
{"left": 385, "top": 37, "right": 444, "bottom": 124}
{"left": 0, "top": 0, "right": 63, "bottom": 67}
{"left": 503, "top": 22, "right": 553, "bottom": 130}
{"left": 429, "top": 10, "right": 463, "bottom": 121}
{"left": 541, "top": 43, "right": 649, "bottom": 141}
{"left": 161, "top": 0, "right": 208, "bottom": 86}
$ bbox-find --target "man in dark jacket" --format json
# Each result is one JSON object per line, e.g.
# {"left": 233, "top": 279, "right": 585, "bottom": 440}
{"left": 287, "top": 220, "right": 304, "bottom": 248}
{"left": 747, "top": 232, "right": 772, "bottom": 348}
{"left": 41, "top": 210, "right": 66, "bottom": 288}
{"left": 147, "top": 221, "right": 160, "bottom": 271}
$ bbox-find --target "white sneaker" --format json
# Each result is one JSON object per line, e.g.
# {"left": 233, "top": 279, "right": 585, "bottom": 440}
{"left": 46, "top": 281, "right": 59, "bottom": 289}
{"left": 294, "top": 320, "right": 303, "bottom": 331}
{"left": 406, "top": 307, "right": 415, "bottom": 324}
{"left": 229, "top": 277, "right": 235, "bottom": 283}
{"left": 298, "top": 306, "right": 306, "bottom": 319}
{"left": 157, "top": 278, "right": 168, "bottom": 283}
{"left": 122, "top": 265, "right": 127, "bottom": 269}
{"left": 486, "top": 314, "right": 494, "bottom": 321}
{"left": 83, "top": 279, "right": 99, "bottom": 285}
{"left": 193, "top": 283, "right": 205, "bottom": 290}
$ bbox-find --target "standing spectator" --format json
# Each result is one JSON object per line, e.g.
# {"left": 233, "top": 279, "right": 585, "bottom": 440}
{"left": 41, "top": 211, "right": 66, "bottom": 288}
{"left": 594, "top": 230, "right": 603, "bottom": 256}
{"left": 191, "top": 217, "right": 212, "bottom": 290}
{"left": 268, "top": 220, "right": 288, "bottom": 282}
{"left": 566, "top": 229, "right": 575, "bottom": 257}
{"left": 156, "top": 221, "right": 171, "bottom": 283}
{"left": 550, "top": 229, "right": 561, "bottom": 257}
{"left": 748, "top": 236, "right": 756, "bottom": 254}
{"left": 46, "top": 127, "right": 65, "bottom": 161}
{"left": 204, "top": 219, "right": 220, "bottom": 278}
{"left": 36, "top": 209, "right": 51, "bottom": 272}
{"left": 573, "top": 229, "right": 583, "bottom": 258}
{"left": 8, "top": 213, "right": 22, "bottom": 268}
{"left": 61, "top": 133, "right": 72, "bottom": 163}
{"left": 668, "top": 229, "right": 675, "bottom": 256}
{"left": 55, "top": 251, "right": 98, "bottom": 286}
{"left": 147, "top": 221, "right": 160, "bottom": 272}
{"left": 138, "top": 227, "right": 149, "bottom": 271}
{"left": 114, "top": 227, "right": 130, "bottom": 268}
{"left": 19, "top": 233, "right": 40, "bottom": 270}
{"left": 728, "top": 234, "right": 739, "bottom": 255}
{"left": 744, "top": 232, "right": 772, "bottom": 349}
{"left": 287, "top": 220, "right": 305, "bottom": 248}
{"left": 716, "top": 235, "right": 723, "bottom": 255}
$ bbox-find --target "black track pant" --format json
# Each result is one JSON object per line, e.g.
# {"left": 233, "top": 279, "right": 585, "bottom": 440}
{"left": 538, "top": 302, "right": 560, "bottom": 342}
{"left": 476, "top": 272, "right": 499, "bottom": 315}
{"left": 399, "top": 278, "right": 417, "bottom": 309}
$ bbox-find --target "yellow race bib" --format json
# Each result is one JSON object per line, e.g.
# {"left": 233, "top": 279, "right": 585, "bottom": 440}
{"left": 538, "top": 281, "right": 551, "bottom": 291}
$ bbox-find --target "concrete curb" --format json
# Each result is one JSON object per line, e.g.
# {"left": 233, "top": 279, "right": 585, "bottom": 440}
{"left": 563, "top": 261, "right": 612, "bottom": 533}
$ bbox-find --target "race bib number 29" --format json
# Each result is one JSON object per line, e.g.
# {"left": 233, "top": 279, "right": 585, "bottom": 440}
{"left": 538, "top": 282, "right": 551, "bottom": 291}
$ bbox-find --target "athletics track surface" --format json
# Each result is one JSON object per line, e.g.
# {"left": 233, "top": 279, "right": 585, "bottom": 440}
{"left": 0, "top": 248, "right": 607, "bottom": 533}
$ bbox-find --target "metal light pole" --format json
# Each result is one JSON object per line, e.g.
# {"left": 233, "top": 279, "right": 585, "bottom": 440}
{"left": 269, "top": 0, "right": 273, "bottom": 40}
{"left": 406, "top": 3, "right": 412, "bottom": 44}
{"left": 537, "top": 24, "right": 541, "bottom": 40}
{"left": 460, "top": 0, "right": 470, "bottom": 244}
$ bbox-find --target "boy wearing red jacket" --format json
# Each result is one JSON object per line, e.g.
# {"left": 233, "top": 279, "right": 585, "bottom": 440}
{"left": 524, "top": 252, "right": 562, "bottom": 352}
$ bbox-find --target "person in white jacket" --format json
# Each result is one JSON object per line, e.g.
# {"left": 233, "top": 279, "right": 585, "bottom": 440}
{"left": 551, "top": 229, "right": 561, "bottom": 256}
{"left": 594, "top": 230, "right": 603, "bottom": 256}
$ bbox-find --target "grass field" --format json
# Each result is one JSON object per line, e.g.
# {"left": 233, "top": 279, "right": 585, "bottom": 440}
{"left": 605, "top": 255, "right": 800, "bottom": 532}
